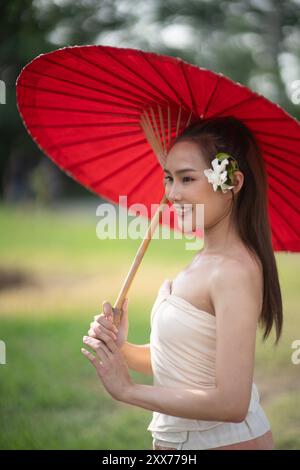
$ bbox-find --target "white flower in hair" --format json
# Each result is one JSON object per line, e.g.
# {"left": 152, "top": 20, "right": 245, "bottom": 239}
{"left": 203, "top": 153, "right": 238, "bottom": 193}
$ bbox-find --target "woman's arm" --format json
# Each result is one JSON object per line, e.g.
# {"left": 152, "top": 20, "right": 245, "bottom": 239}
{"left": 121, "top": 261, "right": 260, "bottom": 423}
{"left": 123, "top": 383, "right": 240, "bottom": 422}
{"left": 120, "top": 342, "right": 153, "bottom": 376}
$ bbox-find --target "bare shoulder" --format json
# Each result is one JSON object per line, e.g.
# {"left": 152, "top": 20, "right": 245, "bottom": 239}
{"left": 212, "top": 251, "right": 262, "bottom": 279}
{"left": 209, "top": 251, "right": 263, "bottom": 320}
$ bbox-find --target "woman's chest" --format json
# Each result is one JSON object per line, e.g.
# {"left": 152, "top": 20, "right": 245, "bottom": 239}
{"left": 171, "top": 259, "right": 216, "bottom": 317}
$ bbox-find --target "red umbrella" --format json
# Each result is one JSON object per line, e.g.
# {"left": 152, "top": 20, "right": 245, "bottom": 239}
{"left": 16, "top": 45, "right": 300, "bottom": 323}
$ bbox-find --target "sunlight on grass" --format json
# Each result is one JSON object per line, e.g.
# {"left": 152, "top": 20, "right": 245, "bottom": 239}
{"left": 0, "top": 202, "right": 299, "bottom": 449}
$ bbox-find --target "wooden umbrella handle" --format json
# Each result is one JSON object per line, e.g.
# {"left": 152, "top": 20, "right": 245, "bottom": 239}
{"left": 111, "top": 194, "right": 169, "bottom": 328}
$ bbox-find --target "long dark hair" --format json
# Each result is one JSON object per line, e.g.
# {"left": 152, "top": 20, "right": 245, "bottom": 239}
{"left": 172, "top": 116, "right": 283, "bottom": 344}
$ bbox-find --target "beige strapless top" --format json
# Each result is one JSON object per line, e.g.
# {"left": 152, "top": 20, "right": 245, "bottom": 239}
{"left": 147, "top": 279, "right": 261, "bottom": 433}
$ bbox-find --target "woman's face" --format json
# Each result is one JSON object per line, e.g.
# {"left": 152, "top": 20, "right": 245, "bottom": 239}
{"left": 163, "top": 140, "right": 236, "bottom": 232}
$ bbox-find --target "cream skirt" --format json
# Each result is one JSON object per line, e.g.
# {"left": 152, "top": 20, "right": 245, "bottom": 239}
{"left": 151, "top": 404, "right": 271, "bottom": 450}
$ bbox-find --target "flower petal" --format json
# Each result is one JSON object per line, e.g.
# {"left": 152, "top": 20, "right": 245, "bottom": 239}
{"left": 211, "top": 158, "right": 220, "bottom": 172}
{"left": 219, "top": 159, "right": 228, "bottom": 173}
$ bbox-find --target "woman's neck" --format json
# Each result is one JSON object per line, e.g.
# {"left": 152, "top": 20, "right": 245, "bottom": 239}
{"left": 202, "top": 212, "right": 243, "bottom": 256}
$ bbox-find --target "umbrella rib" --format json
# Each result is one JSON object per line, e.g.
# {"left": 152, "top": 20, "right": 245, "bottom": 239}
{"left": 267, "top": 200, "right": 286, "bottom": 251}
{"left": 178, "top": 61, "right": 198, "bottom": 114}
{"left": 258, "top": 138, "right": 300, "bottom": 158}
{"left": 65, "top": 138, "right": 152, "bottom": 171}
{"left": 265, "top": 157, "right": 300, "bottom": 184}
{"left": 85, "top": 150, "right": 153, "bottom": 187}
{"left": 47, "top": 129, "right": 142, "bottom": 151}
{"left": 18, "top": 82, "right": 141, "bottom": 111}
{"left": 43, "top": 54, "right": 166, "bottom": 108}
{"left": 173, "top": 104, "right": 193, "bottom": 142}
{"left": 140, "top": 110, "right": 164, "bottom": 159}
{"left": 183, "top": 108, "right": 193, "bottom": 133}
{"left": 213, "top": 94, "right": 258, "bottom": 117}
{"left": 28, "top": 121, "right": 140, "bottom": 129}
{"left": 68, "top": 48, "right": 176, "bottom": 107}
{"left": 267, "top": 175, "right": 300, "bottom": 238}
{"left": 158, "top": 103, "right": 167, "bottom": 156}
{"left": 24, "top": 66, "right": 151, "bottom": 109}
{"left": 105, "top": 49, "right": 177, "bottom": 107}
{"left": 90, "top": 160, "right": 158, "bottom": 196}
{"left": 141, "top": 102, "right": 189, "bottom": 159}
{"left": 149, "top": 106, "right": 165, "bottom": 156}
{"left": 269, "top": 197, "right": 298, "bottom": 251}
{"left": 269, "top": 210, "right": 283, "bottom": 250}
{"left": 267, "top": 168, "right": 300, "bottom": 209}
{"left": 125, "top": 165, "right": 164, "bottom": 210}
{"left": 125, "top": 162, "right": 160, "bottom": 197}
{"left": 18, "top": 103, "right": 141, "bottom": 118}
{"left": 167, "top": 104, "right": 171, "bottom": 149}
{"left": 141, "top": 53, "right": 191, "bottom": 109}
{"left": 175, "top": 105, "right": 182, "bottom": 138}
{"left": 202, "top": 74, "right": 222, "bottom": 119}
{"left": 129, "top": 164, "right": 165, "bottom": 211}
{"left": 252, "top": 129, "right": 300, "bottom": 142}
{"left": 263, "top": 148, "right": 300, "bottom": 171}
{"left": 240, "top": 116, "right": 292, "bottom": 122}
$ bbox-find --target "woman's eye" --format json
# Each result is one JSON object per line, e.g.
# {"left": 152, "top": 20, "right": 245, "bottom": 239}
{"left": 164, "top": 176, "right": 194, "bottom": 183}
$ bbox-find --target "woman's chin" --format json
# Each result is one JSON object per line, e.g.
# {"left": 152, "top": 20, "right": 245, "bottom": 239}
{"left": 175, "top": 206, "right": 203, "bottom": 234}
{"left": 177, "top": 218, "right": 196, "bottom": 234}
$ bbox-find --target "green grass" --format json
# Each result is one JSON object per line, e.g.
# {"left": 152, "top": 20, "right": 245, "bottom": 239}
{"left": 0, "top": 315, "right": 153, "bottom": 450}
{"left": 0, "top": 201, "right": 299, "bottom": 449}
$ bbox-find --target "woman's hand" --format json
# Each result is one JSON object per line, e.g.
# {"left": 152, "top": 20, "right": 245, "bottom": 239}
{"left": 88, "top": 298, "right": 129, "bottom": 350}
{"left": 81, "top": 297, "right": 133, "bottom": 401}
{"left": 81, "top": 334, "right": 133, "bottom": 402}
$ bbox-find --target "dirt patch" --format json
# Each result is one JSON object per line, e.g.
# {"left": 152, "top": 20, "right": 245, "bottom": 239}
{"left": 0, "top": 268, "right": 38, "bottom": 291}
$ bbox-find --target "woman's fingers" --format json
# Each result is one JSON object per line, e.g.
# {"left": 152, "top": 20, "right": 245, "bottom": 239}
{"left": 89, "top": 323, "right": 117, "bottom": 341}
{"left": 87, "top": 327, "right": 116, "bottom": 341}
{"left": 103, "top": 301, "right": 113, "bottom": 319}
{"left": 94, "top": 314, "right": 118, "bottom": 334}
{"left": 91, "top": 318, "right": 118, "bottom": 334}
{"left": 89, "top": 322, "right": 117, "bottom": 341}
{"left": 81, "top": 347, "right": 100, "bottom": 366}
{"left": 93, "top": 302, "right": 113, "bottom": 321}
{"left": 83, "top": 336, "right": 111, "bottom": 359}
{"left": 81, "top": 348, "right": 105, "bottom": 376}
{"left": 89, "top": 305, "right": 119, "bottom": 346}
{"left": 83, "top": 335, "right": 117, "bottom": 355}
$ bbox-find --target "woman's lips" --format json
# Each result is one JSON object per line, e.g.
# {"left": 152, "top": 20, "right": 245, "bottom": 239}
{"left": 174, "top": 206, "right": 193, "bottom": 216}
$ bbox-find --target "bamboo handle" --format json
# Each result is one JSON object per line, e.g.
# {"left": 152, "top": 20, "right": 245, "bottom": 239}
{"left": 111, "top": 194, "right": 169, "bottom": 328}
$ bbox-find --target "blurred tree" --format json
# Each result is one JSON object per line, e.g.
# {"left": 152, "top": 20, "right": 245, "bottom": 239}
{"left": 0, "top": 0, "right": 135, "bottom": 202}
{"left": 154, "top": 0, "right": 300, "bottom": 112}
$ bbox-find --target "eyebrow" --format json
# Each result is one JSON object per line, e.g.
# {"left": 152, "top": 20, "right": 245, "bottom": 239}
{"left": 163, "top": 168, "right": 198, "bottom": 175}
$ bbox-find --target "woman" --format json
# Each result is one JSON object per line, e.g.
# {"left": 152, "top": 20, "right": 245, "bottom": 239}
{"left": 82, "top": 116, "right": 282, "bottom": 450}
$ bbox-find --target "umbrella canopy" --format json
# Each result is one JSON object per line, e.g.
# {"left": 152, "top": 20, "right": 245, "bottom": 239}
{"left": 16, "top": 44, "right": 300, "bottom": 253}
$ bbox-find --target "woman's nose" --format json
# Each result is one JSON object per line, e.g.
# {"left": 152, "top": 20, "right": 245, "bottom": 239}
{"left": 167, "top": 185, "right": 182, "bottom": 203}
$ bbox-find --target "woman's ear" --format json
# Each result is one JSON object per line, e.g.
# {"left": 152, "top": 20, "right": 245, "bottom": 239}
{"left": 232, "top": 170, "right": 244, "bottom": 194}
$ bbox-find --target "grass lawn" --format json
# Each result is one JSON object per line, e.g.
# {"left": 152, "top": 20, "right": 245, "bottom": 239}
{"left": 0, "top": 201, "right": 299, "bottom": 449}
